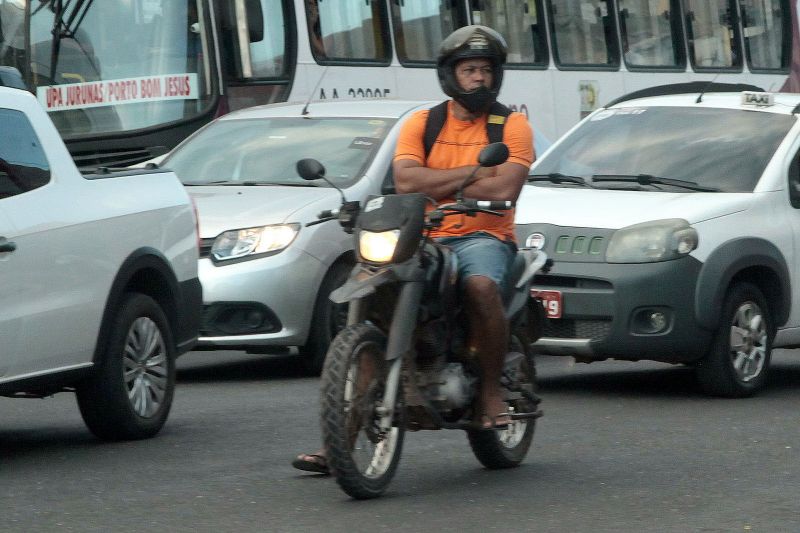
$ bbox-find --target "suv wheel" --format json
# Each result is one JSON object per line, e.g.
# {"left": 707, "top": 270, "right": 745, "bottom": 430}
{"left": 696, "top": 282, "right": 772, "bottom": 397}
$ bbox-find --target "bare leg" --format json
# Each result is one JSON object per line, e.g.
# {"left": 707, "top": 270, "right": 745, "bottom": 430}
{"left": 464, "top": 275, "right": 510, "bottom": 427}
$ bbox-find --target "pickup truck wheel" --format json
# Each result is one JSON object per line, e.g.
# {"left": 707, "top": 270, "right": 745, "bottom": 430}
{"left": 77, "top": 293, "right": 176, "bottom": 440}
{"left": 299, "top": 263, "right": 350, "bottom": 376}
{"left": 696, "top": 282, "right": 772, "bottom": 398}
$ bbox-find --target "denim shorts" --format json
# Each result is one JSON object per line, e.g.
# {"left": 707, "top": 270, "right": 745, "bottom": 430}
{"left": 436, "top": 232, "right": 516, "bottom": 289}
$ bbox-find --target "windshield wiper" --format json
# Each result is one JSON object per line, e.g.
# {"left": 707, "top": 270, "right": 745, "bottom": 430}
{"left": 591, "top": 174, "right": 720, "bottom": 192}
{"left": 182, "top": 180, "right": 318, "bottom": 187}
{"left": 36, "top": 0, "right": 95, "bottom": 82}
{"left": 528, "top": 173, "right": 595, "bottom": 188}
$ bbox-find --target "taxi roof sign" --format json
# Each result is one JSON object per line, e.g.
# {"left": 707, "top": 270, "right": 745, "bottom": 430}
{"left": 741, "top": 91, "right": 775, "bottom": 107}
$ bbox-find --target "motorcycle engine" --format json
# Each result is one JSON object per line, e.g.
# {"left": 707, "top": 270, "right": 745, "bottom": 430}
{"left": 415, "top": 359, "right": 476, "bottom": 413}
{"left": 433, "top": 363, "right": 477, "bottom": 411}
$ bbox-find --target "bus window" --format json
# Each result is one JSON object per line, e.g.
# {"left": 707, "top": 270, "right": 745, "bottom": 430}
{"left": 740, "top": 0, "right": 789, "bottom": 72}
{"left": 618, "top": 0, "right": 684, "bottom": 69}
{"left": 0, "top": 1, "right": 26, "bottom": 81}
{"left": 472, "top": 0, "right": 548, "bottom": 67}
{"left": 306, "top": 0, "right": 391, "bottom": 64}
{"left": 684, "top": 0, "right": 742, "bottom": 70}
{"left": 248, "top": 0, "right": 289, "bottom": 78}
{"left": 547, "top": 0, "right": 620, "bottom": 69}
{"left": 391, "top": 0, "right": 464, "bottom": 65}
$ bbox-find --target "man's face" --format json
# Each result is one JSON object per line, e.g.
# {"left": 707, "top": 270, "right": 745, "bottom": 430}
{"left": 454, "top": 58, "right": 493, "bottom": 92}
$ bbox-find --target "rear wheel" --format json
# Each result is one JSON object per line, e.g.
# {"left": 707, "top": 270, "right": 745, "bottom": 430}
{"left": 76, "top": 293, "right": 176, "bottom": 440}
{"left": 321, "top": 323, "right": 405, "bottom": 499}
{"left": 696, "top": 282, "right": 772, "bottom": 397}
{"left": 299, "top": 262, "right": 351, "bottom": 375}
{"left": 467, "top": 334, "right": 539, "bottom": 469}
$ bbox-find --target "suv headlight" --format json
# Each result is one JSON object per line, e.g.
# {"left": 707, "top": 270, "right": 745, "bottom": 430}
{"left": 606, "top": 219, "right": 697, "bottom": 263}
{"left": 359, "top": 229, "right": 400, "bottom": 263}
{"left": 211, "top": 223, "right": 300, "bottom": 262}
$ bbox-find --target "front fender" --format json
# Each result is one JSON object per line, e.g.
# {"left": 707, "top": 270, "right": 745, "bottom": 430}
{"left": 695, "top": 238, "right": 790, "bottom": 330}
{"left": 330, "top": 266, "right": 396, "bottom": 303}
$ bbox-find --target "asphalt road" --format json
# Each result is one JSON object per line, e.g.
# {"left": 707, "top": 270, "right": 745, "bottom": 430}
{"left": 2, "top": 349, "right": 800, "bottom": 533}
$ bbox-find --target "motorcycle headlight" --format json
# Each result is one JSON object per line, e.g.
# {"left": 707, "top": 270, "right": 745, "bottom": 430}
{"left": 359, "top": 229, "right": 400, "bottom": 263}
{"left": 211, "top": 223, "right": 299, "bottom": 262}
{"left": 606, "top": 219, "right": 698, "bottom": 263}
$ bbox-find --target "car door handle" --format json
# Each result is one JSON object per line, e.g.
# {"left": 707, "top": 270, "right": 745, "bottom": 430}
{"left": 0, "top": 237, "right": 16, "bottom": 253}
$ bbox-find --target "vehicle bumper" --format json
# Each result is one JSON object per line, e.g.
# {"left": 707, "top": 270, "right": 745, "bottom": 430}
{"left": 531, "top": 255, "right": 712, "bottom": 363}
{"left": 196, "top": 247, "right": 325, "bottom": 349}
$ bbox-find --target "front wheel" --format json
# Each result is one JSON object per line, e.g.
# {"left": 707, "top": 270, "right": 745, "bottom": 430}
{"left": 467, "top": 333, "right": 539, "bottom": 469}
{"left": 321, "top": 323, "right": 405, "bottom": 499}
{"left": 76, "top": 293, "right": 176, "bottom": 440}
{"left": 696, "top": 282, "right": 772, "bottom": 397}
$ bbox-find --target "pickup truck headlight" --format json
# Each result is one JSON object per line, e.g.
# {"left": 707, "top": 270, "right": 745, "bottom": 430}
{"left": 211, "top": 224, "right": 299, "bottom": 262}
{"left": 359, "top": 229, "right": 400, "bottom": 263}
{"left": 606, "top": 219, "right": 697, "bottom": 263}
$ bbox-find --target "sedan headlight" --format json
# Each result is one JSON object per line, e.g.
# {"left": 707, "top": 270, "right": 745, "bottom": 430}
{"left": 606, "top": 219, "right": 697, "bottom": 263}
{"left": 359, "top": 229, "right": 400, "bottom": 263}
{"left": 211, "top": 223, "right": 300, "bottom": 262}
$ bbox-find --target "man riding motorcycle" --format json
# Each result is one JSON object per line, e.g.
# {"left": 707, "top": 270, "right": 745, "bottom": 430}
{"left": 293, "top": 25, "right": 535, "bottom": 474}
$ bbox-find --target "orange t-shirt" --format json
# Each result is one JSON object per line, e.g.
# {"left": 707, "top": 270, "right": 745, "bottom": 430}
{"left": 394, "top": 101, "right": 534, "bottom": 243}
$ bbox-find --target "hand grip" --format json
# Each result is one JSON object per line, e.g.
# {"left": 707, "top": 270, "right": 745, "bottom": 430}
{"left": 462, "top": 199, "right": 515, "bottom": 210}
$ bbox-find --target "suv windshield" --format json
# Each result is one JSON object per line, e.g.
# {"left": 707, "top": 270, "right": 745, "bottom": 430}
{"left": 163, "top": 117, "right": 395, "bottom": 186}
{"left": 533, "top": 106, "right": 796, "bottom": 192}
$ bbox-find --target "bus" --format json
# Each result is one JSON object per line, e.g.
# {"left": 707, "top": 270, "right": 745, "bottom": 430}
{"left": 1, "top": 0, "right": 798, "bottom": 169}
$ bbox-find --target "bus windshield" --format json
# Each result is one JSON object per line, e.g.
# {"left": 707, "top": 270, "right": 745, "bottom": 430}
{"left": 0, "top": 0, "right": 212, "bottom": 138}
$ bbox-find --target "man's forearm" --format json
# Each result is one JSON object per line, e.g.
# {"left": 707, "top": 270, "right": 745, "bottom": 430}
{"left": 395, "top": 165, "right": 476, "bottom": 200}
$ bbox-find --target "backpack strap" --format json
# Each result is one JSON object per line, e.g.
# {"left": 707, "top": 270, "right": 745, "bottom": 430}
{"left": 486, "top": 101, "right": 511, "bottom": 145}
{"left": 423, "top": 101, "right": 449, "bottom": 160}
{"left": 423, "top": 100, "right": 512, "bottom": 160}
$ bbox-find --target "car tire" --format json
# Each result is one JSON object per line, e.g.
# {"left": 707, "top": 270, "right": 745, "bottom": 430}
{"left": 299, "top": 262, "right": 351, "bottom": 375}
{"left": 76, "top": 292, "right": 176, "bottom": 440}
{"left": 696, "top": 282, "right": 772, "bottom": 398}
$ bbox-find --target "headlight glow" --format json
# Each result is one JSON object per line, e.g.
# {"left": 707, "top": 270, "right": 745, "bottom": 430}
{"left": 606, "top": 219, "right": 698, "bottom": 263}
{"left": 359, "top": 229, "right": 400, "bottom": 263}
{"left": 211, "top": 224, "right": 299, "bottom": 261}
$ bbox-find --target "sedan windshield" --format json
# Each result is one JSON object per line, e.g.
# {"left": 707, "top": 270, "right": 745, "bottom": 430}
{"left": 532, "top": 107, "right": 796, "bottom": 192}
{"left": 163, "top": 117, "right": 395, "bottom": 186}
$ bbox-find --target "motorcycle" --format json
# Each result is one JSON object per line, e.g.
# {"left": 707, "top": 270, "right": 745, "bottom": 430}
{"left": 297, "top": 142, "right": 551, "bottom": 499}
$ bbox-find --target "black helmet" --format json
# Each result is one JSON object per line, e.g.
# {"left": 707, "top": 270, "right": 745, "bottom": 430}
{"left": 437, "top": 25, "right": 507, "bottom": 113}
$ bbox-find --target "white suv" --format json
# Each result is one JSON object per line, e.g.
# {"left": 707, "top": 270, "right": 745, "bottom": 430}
{"left": 516, "top": 83, "right": 800, "bottom": 397}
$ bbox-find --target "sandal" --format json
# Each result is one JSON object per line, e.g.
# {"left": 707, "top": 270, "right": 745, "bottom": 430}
{"left": 291, "top": 452, "right": 330, "bottom": 475}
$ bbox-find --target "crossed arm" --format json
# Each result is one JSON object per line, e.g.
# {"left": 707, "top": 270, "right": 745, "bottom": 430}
{"left": 393, "top": 158, "right": 529, "bottom": 202}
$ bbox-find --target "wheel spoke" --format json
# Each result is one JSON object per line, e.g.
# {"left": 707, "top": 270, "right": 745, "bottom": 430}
{"left": 732, "top": 351, "right": 747, "bottom": 374}
{"left": 729, "top": 326, "right": 747, "bottom": 350}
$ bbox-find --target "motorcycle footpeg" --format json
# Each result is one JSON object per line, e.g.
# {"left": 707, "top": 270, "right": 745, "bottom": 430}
{"left": 509, "top": 409, "right": 543, "bottom": 420}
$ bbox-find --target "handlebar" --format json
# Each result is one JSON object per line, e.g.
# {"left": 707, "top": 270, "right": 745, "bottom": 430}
{"left": 461, "top": 199, "right": 515, "bottom": 211}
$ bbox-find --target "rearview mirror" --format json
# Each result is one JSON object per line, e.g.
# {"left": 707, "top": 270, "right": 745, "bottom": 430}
{"left": 297, "top": 158, "right": 326, "bottom": 181}
{"left": 478, "top": 142, "right": 509, "bottom": 167}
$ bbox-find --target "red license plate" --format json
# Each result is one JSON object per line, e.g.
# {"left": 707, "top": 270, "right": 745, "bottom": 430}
{"left": 531, "top": 289, "right": 562, "bottom": 319}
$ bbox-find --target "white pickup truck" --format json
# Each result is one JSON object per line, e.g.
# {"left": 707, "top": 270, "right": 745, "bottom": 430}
{"left": 0, "top": 85, "right": 201, "bottom": 439}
